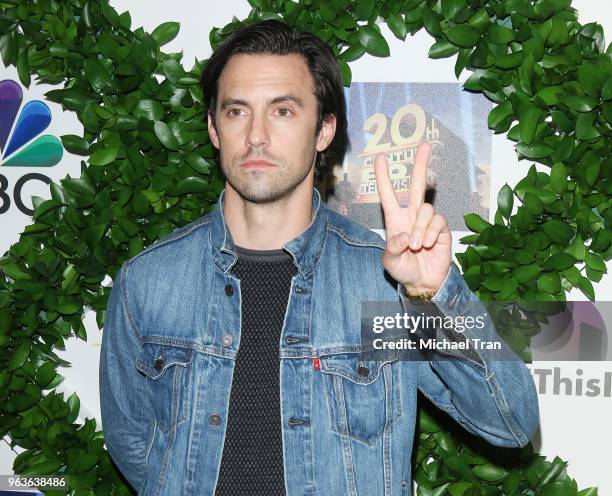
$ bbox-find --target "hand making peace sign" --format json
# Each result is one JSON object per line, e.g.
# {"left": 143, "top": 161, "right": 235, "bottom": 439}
{"left": 374, "top": 142, "right": 452, "bottom": 297}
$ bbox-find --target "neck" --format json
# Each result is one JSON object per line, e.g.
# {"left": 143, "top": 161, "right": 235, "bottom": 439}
{"left": 223, "top": 180, "right": 315, "bottom": 251}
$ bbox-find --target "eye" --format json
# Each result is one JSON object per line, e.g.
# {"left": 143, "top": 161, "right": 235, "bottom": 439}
{"left": 275, "top": 106, "right": 293, "bottom": 117}
{"left": 227, "top": 108, "right": 245, "bottom": 117}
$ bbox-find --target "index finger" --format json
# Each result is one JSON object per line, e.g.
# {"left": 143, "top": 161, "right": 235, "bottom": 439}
{"left": 408, "top": 142, "right": 431, "bottom": 207}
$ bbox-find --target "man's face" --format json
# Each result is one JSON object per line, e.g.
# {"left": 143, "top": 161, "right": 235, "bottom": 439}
{"left": 208, "top": 53, "right": 336, "bottom": 203}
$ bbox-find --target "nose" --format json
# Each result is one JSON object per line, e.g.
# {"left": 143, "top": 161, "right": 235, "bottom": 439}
{"left": 245, "top": 111, "right": 270, "bottom": 149}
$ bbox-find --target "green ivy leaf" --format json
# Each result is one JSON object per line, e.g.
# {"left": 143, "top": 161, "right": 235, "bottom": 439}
{"left": 441, "top": 0, "right": 464, "bottom": 20}
{"left": 355, "top": 0, "right": 375, "bottom": 20}
{"left": 473, "top": 463, "right": 508, "bottom": 481}
{"left": 1, "top": 263, "right": 31, "bottom": 281}
{"left": 171, "top": 176, "right": 210, "bottom": 196}
{"left": 543, "top": 219, "right": 574, "bottom": 245}
{"left": 419, "top": 408, "right": 441, "bottom": 433}
{"left": 56, "top": 301, "right": 82, "bottom": 315}
{"left": 542, "top": 253, "right": 576, "bottom": 271}
{"left": 499, "top": 277, "right": 518, "bottom": 299}
{"left": 33, "top": 199, "right": 63, "bottom": 221}
{"left": 565, "top": 234, "right": 586, "bottom": 260}
{"left": 358, "top": 25, "right": 390, "bottom": 57}
{"left": 513, "top": 264, "right": 540, "bottom": 283}
{"left": 420, "top": 7, "right": 440, "bottom": 36}
{"left": 8, "top": 342, "right": 31, "bottom": 371}
{"left": 319, "top": 4, "right": 335, "bottom": 22}
{"left": 464, "top": 213, "right": 490, "bottom": 233}
{"left": 340, "top": 43, "right": 366, "bottom": 62}
{"left": 519, "top": 106, "right": 543, "bottom": 146}
{"left": 83, "top": 59, "right": 114, "bottom": 93}
{"left": 488, "top": 100, "right": 513, "bottom": 131}
{"left": 89, "top": 146, "right": 119, "bottom": 166}
{"left": 585, "top": 161, "right": 600, "bottom": 186}
{"left": 66, "top": 392, "right": 80, "bottom": 424}
{"left": 68, "top": 469, "right": 98, "bottom": 490}
{"left": 488, "top": 24, "right": 514, "bottom": 44}
{"left": 446, "top": 25, "right": 481, "bottom": 48}
{"left": 61, "top": 135, "right": 90, "bottom": 155}
{"left": 17, "top": 47, "right": 31, "bottom": 87}
{"left": 428, "top": 40, "right": 459, "bottom": 59}
{"left": 185, "top": 153, "right": 212, "bottom": 175}
{"left": 590, "top": 229, "right": 611, "bottom": 253}
{"left": 502, "top": 472, "right": 523, "bottom": 494}
{"left": 564, "top": 96, "right": 598, "bottom": 112}
{"left": 538, "top": 272, "right": 561, "bottom": 294}
{"left": 516, "top": 142, "right": 554, "bottom": 158}
{"left": 134, "top": 99, "right": 165, "bottom": 121}
{"left": 585, "top": 251, "right": 606, "bottom": 272}
{"left": 518, "top": 53, "right": 534, "bottom": 94}
{"left": 35, "top": 362, "right": 57, "bottom": 388}
{"left": 575, "top": 112, "right": 600, "bottom": 141}
{"left": 577, "top": 276, "right": 595, "bottom": 300}
{"left": 549, "top": 163, "right": 567, "bottom": 193}
{"left": 151, "top": 21, "right": 180, "bottom": 46}
{"left": 386, "top": 13, "right": 406, "bottom": 40}
{"left": 496, "top": 51, "right": 524, "bottom": 69}
{"left": 497, "top": 184, "right": 513, "bottom": 218}
{"left": 535, "top": 86, "right": 564, "bottom": 106}
{"left": 338, "top": 59, "right": 352, "bottom": 85}
{"left": 154, "top": 121, "right": 180, "bottom": 150}
{"left": 482, "top": 274, "right": 508, "bottom": 292}
{"left": 448, "top": 482, "right": 473, "bottom": 496}
{"left": 62, "top": 177, "right": 96, "bottom": 198}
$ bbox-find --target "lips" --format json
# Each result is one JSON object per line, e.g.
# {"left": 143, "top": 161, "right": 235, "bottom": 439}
{"left": 240, "top": 160, "right": 276, "bottom": 169}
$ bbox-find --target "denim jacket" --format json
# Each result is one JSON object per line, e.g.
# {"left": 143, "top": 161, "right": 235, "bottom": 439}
{"left": 99, "top": 189, "right": 539, "bottom": 496}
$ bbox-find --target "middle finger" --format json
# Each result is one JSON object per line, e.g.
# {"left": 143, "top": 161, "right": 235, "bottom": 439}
{"left": 408, "top": 142, "right": 432, "bottom": 208}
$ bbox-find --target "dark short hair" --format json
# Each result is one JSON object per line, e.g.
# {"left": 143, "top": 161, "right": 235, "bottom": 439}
{"left": 200, "top": 20, "right": 348, "bottom": 179}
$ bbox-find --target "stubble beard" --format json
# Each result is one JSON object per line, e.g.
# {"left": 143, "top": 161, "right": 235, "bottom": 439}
{"left": 221, "top": 148, "right": 317, "bottom": 205}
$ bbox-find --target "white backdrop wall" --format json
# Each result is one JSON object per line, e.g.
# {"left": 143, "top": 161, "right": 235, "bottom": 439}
{"left": 1, "top": 1, "right": 610, "bottom": 493}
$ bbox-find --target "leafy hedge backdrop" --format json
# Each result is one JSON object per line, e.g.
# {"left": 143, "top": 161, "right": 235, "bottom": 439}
{"left": 0, "top": 0, "right": 610, "bottom": 494}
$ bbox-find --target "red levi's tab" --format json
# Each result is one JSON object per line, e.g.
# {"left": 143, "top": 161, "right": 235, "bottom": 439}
{"left": 313, "top": 357, "right": 320, "bottom": 371}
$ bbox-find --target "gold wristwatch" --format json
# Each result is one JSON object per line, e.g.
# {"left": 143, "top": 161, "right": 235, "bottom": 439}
{"left": 405, "top": 288, "right": 438, "bottom": 303}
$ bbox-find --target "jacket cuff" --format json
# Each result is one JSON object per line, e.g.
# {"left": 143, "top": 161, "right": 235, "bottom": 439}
{"left": 397, "top": 261, "right": 485, "bottom": 365}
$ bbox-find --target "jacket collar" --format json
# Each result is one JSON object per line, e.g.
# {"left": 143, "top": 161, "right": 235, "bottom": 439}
{"left": 210, "top": 188, "right": 328, "bottom": 277}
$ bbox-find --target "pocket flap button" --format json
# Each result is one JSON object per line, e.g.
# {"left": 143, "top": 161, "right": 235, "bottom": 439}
{"left": 357, "top": 365, "right": 369, "bottom": 377}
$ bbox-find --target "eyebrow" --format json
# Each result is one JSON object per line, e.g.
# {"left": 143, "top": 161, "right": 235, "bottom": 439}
{"left": 220, "top": 94, "right": 305, "bottom": 110}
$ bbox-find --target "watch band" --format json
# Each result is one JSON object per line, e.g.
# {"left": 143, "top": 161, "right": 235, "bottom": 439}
{"left": 406, "top": 289, "right": 437, "bottom": 303}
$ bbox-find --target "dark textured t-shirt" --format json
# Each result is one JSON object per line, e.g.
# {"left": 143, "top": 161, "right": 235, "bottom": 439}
{"left": 214, "top": 245, "right": 296, "bottom": 496}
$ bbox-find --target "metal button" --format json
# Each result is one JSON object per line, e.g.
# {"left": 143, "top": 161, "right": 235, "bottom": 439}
{"left": 224, "top": 284, "right": 234, "bottom": 297}
{"left": 222, "top": 335, "right": 233, "bottom": 347}
{"left": 295, "top": 286, "right": 304, "bottom": 293}
{"left": 209, "top": 414, "right": 222, "bottom": 426}
{"left": 286, "top": 336, "right": 301, "bottom": 344}
{"left": 357, "top": 366, "right": 369, "bottom": 377}
{"left": 154, "top": 358, "right": 164, "bottom": 370}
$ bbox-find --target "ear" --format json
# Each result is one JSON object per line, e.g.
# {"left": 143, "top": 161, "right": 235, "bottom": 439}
{"left": 316, "top": 114, "right": 336, "bottom": 153}
{"left": 208, "top": 111, "right": 220, "bottom": 149}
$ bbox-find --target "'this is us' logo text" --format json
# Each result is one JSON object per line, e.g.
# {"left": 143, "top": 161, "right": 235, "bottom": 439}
{"left": 531, "top": 367, "right": 612, "bottom": 397}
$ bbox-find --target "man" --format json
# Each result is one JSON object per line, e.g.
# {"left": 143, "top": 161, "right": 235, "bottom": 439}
{"left": 99, "top": 20, "right": 539, "bottom": 495}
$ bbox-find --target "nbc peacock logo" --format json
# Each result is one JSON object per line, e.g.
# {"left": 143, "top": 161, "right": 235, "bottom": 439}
{"left": 0, "top": 79, "right": 63, "bottom": 167}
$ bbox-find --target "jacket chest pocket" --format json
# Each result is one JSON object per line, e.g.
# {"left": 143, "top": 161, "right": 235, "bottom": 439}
{"left": 320, "top": 351, "right": 401, "bottom": 446}
{"left": 136, "top": 343, "right": 193, "bottom": 433}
